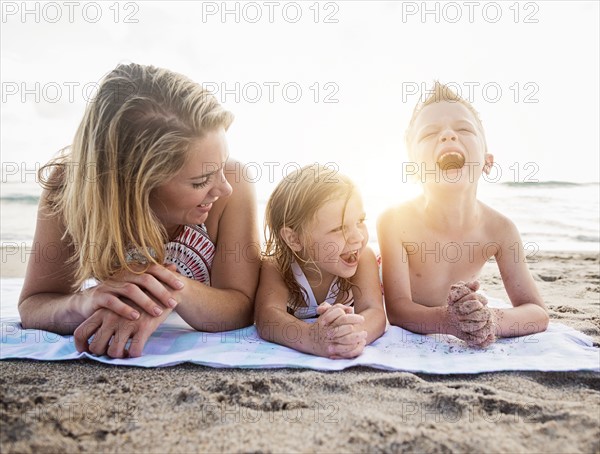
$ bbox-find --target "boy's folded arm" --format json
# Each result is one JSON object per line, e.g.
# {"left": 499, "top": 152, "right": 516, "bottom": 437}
{"left": 493, "top": 218, "right": 549, "bottom": 336}
{"left": 378, "top": 245, "right": 460, "bottom": 336}
{"left": 377, "top": 213, "right": 458, "bottom": 337}
{"left": 490, "top": 304, "right": 549, "bottom": 338}
{"left": 386, "top": 296, "right": 460, "bottom": 336}
{"left": 354, "top": 307, "right": 387, "bottom": 344}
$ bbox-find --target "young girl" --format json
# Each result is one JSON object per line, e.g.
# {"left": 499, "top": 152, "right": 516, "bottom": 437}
{"left": 255, "top": 164, "right": 386, "bottom": 359}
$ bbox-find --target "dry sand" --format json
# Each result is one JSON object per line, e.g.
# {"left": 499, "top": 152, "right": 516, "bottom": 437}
{"left": 1, "top": 251, "right": 599, "bottom": 453}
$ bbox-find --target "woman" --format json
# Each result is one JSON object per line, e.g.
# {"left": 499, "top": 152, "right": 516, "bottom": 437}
{"left": 18, "top": 63, "right": 260, "bottom": 358}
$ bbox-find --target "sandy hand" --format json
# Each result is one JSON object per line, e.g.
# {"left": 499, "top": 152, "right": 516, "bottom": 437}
{"left": 446, "top": 281, "right": 497, "bottom": 348}
{"left": 461, "top": 309, "right": 497, "bottom": 348}
{"left": 447, "top": 280, "right": 480, "bottom": 305}
{"left": 447, "top": 281, "right": 484, "bottom": 328}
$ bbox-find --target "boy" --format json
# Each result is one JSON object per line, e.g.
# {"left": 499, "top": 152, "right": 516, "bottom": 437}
{"left": 377, "top": 82, "right": 549, "bottom": 348}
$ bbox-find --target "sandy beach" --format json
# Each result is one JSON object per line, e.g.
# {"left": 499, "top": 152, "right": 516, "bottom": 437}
{"left": 1, "top": 251, "right": 599, "bottom": 453}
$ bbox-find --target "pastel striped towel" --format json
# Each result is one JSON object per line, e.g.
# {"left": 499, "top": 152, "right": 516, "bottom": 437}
{"left": 1, "top": 279, "right": 598, "bottom": 373}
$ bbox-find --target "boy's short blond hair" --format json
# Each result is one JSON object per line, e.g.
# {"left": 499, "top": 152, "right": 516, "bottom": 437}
{"left": 405, "top": 81, "right": 487, "bottom": 157}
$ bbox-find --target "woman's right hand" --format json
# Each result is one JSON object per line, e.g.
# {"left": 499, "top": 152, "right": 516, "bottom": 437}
{"left": 79, "top": 264, "right": 185, "bottom": 321}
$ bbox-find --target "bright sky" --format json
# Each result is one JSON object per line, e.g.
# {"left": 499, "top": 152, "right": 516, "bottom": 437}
{"left": 1, "top": 1, "right": 599, "bottom": 204}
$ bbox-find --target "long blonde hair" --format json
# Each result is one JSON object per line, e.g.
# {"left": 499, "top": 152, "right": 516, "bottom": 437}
{"left": 263, "top": 164, "right": 356, "bottom": 312}
{"left": 40, "top": 63, "right": 233, "bottom": 289}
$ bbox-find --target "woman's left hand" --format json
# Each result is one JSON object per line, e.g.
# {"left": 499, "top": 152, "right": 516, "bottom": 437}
{"left": 73, "top": 300, "right": 173, "bottom": 358}
{"left": 73, "top": 264, "right": 184, "bottom": 358}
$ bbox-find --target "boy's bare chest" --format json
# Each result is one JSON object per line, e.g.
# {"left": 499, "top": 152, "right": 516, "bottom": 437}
{"left": 401, "top": 223, "right": 498, "bottom": 306}
{"left": 402, "top": 221, "right": 497, "bottom": 261}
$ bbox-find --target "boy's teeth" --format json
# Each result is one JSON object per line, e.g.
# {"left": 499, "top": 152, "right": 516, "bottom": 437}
{"left": 437, "top": 152, "right": 465, "bottom": 170}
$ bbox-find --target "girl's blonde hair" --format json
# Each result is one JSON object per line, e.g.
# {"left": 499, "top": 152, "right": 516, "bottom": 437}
{"left": 263, "top": 164, "right": 357, "bottom": 313}
{"left": 40, "top": 63, "right": 233, "bottom": 289}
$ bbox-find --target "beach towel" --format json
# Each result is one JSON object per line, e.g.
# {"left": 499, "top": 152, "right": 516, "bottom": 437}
{"left": 1, "top": 279, "right": 598, "bottom": 373}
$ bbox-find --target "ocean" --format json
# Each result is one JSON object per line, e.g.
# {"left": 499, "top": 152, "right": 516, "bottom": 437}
{"left": 1, "top": 178, "right": 598, "bottom": 253}
{"left": 2, "top": 1, "right": 598, "bottom": 261}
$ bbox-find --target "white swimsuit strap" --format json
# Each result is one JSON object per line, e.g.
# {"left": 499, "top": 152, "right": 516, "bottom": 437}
{"left": 290, "top": 262, "right": 350, "bottom": 318}
{"left": 291, "top": 261, "right": 318, "bottom": 309}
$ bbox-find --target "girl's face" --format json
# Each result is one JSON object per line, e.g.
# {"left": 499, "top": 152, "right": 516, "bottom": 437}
{"left": 149, "top": 128, "right": 233, "bottom": 238}
{"left": 300, "top": 191, "right": 368, "bottom": 282}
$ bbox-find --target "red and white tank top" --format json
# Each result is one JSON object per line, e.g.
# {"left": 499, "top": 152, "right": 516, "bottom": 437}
{"left": 164, "top": 224, "right": 215, "bottom": 285}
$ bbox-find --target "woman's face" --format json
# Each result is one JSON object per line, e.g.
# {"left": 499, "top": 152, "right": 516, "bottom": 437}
{"left": 149, "top": 128, "right": 233, "bottom": 238}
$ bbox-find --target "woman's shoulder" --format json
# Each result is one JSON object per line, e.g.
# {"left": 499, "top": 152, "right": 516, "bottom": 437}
{"left": 205, "top": 158, "right": 258, "bottom": 237}
{"left": 225, "top": 158, "right": 257, "bottom": 194}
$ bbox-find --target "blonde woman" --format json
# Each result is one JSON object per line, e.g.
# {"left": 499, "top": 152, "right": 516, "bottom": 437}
{"left": 255, "top": 164, "right": 386, "bottom": 359}
{"left": 18, "top": 63, "right": 260, "bottom": 358}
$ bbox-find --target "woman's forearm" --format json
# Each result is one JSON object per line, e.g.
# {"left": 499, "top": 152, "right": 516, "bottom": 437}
{"left": 174, "top": 279, "right": 255, "bottom": 331}
{"left": 18, "top": 292, "right": 87, "bottom": 334}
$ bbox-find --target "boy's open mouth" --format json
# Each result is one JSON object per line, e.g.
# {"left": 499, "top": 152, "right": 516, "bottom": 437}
{"left": 437, "top": 151, "right": 465, "bottom": 170}
{"left": 340, "top": 250, "right": 359, "bottom": 265}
